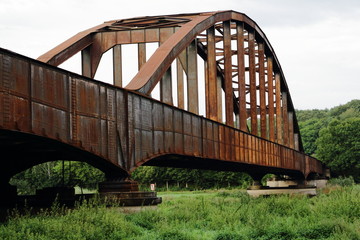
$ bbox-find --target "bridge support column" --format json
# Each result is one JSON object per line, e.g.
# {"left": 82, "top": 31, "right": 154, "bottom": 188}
{"left": 247, "top": 176, "right": 323, "bottom": 197}
{"left": 98, "top": 179, "right": 162, "bottom": 207}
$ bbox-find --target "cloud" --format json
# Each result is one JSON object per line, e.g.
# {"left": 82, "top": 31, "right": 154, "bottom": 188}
{"left": 266, "top": 14, "right": 360, "bottom": 109}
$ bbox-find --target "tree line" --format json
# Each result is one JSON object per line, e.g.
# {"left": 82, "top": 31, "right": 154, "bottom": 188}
{"left": 297, "top": 99, "right": 360, "bottom": 182}
{"left": 10, "top": 99, "right": 360, "bottom": 194}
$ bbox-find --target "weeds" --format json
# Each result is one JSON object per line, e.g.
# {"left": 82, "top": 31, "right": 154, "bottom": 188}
{"left": 0, "top": 186, "right": 359, "bottom": 239}
{"left": 328, "top": 176, "right": 355, "bottom": 187}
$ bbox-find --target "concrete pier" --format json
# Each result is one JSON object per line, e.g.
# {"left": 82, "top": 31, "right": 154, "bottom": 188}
{"left": 247, "top": 179, "right": 328, "bottom": 197}
{"left": 247, "top": 187, "right": 317, "bottom": 197}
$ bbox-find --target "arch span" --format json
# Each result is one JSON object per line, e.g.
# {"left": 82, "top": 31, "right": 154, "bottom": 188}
{"left": 37, "top": 11, "right": 304, "bottom": 152}
{"left": 0, "top": 129, "right": 128, "bottom": 182}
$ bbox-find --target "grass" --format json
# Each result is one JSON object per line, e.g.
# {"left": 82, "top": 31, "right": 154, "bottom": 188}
{"left": 1, "top": 186, "right": 360, "bottom": 239}
{"left": 74, "top": 186, "right": 97, "bottom": 194}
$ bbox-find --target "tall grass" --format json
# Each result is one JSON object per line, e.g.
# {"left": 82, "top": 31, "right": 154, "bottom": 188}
{"left": 1, "top": 186, "right": 359, "bottom": 239}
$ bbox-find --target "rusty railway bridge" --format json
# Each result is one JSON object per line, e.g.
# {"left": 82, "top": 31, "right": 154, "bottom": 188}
{"left": 0, "top": 11, "right": 325, "bottom": 198}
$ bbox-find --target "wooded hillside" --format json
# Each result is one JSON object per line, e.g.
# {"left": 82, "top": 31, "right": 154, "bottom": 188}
{"left": 297, "top": 99, "right": 360, "bottom": 181}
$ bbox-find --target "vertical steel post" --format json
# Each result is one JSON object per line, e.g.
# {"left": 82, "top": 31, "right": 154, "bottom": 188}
{"left": 207, "top": 26, "right": 218, "bottom": 121}
{"left": 113, "top": 45, "right": 122, "bottom": 87}
{"left": 275, "top": 73, "right": 283, "bottom": 144}
{"left": 160, "top": 68, "right": 173, "bottom": 105}
{"left": 294, "top": 133, "right": 300, "bottom": 151}
{"left": 223, "top": 21, "right": 234, "bottom": 127}
{"left": 248, "top": 29, "right": 257, "bottom": 135}
{"left": 267, "top": 56, "right": 275, "bottom": 141}
{"left": 81, "top": 47, "right": 92, "bottom": 78}
{"left": 237, "top": 22, "right": 247, "bottom": 132}
{"left": 288, "top": 111, "right": 295, "bottom": 149}
{"left": 138, "top": 43, "right": 146, "bottom": 70}
{"left": 159, "top": 29, "right": 174, "bottom": 105}
{"left": 217, "top": 75, "right": 223, "bottom": 122}
{"left": 177, "top": 59, "right": 184, "bottom": 109}
{"left": 205, "top": 61, "right": 209, "bottom": 117}
{"left": 187, "top": 40, "right": 198, "bottom": 114}
{"left": 282, "top": 91, "right": 289, "bottom": 146}
{"left": 258, "top": 42, "right": 266, "bottom": 138}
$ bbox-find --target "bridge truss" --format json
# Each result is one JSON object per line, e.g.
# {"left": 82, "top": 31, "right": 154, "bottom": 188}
{"left": 0, "top": 11, "right": 325, "bottom": 194}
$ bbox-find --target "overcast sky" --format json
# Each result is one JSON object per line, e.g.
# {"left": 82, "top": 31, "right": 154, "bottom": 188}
{"left": 1, "top": 0, "right": 359, "bottom": 110}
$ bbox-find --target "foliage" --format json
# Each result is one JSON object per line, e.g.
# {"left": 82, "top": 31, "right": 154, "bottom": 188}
{"left": 132, "top": 166, "right": 252, "bottom": 190}
{"left": 52, "top": 161, "right": 105, "bottom": 190}
{"left": 316, "top": 118, "right": 360, "bottom": 181}
{"left": 298, "top": 118, "right": 328, "bottom": 155}
{"left": 328, "top": 176, "right": 355, "bottom": 187}
{"left": 328, "top": 99, "right": 360, "bottom": 119}
{"left": 296, "top": 99, "right": 360, "bottom": 182}
{"left": 296, "top": 108, "right": 329, "bottom": 122}
{"left": 10, "top": 161, "right": 105, "bottom": 195}
{"left": 297, "top": 100, "right": 360, "bottom": 155}
{"left": 10, "top": 162, "right": 60, "bottom": 195}
{"left": 1, "top": 186, "right": 360, "bottom": 239}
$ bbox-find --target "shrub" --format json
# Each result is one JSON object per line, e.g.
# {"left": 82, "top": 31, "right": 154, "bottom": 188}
{"left": 328, "top": 176, "right": 355, "bottom": 186}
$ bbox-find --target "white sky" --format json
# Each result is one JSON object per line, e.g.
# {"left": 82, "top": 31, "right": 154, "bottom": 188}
{"left": 1, "top": 0, "right": 359, "bottom": 110}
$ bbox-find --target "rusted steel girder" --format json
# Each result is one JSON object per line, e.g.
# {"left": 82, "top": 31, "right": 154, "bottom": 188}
{"left": 1, "top": 48, "right": 323, "bottom": 182}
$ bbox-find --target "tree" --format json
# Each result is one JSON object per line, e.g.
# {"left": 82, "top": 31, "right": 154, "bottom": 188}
{"left": 328, "top": 99, "right": 360, "bottom": 119}
{"left": 316, "top": 118, "right": 360, "bottom": 182}
{"left": 52, "top": 161, "right": 105, "bottom": 190}
{"left": 299, "top": 118, "right": 328, "bottom": 156}
{"left": 297, "top": 99, "right": 359, "bottom": 162}
{"left": 132, "top": 166, "right": 252, "bottom": 190}
{"left": 10, "top": 161, "right": 105, "bottom": 195}
{"left": 296, "top": 109, "right": 329, "bottom": 122}
{"left": 10, "top": 162, "right": 59, "bottom": 195}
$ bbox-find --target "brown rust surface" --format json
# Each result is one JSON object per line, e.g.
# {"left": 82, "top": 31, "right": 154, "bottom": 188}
{"left": 1, "top": 48, "right": 323, "bottom": 180}
{"left": 36, "top": 11, "right": 304, "bottom": 151}
{"left": 0, "top": 11, "right": 326, "bottom": 183}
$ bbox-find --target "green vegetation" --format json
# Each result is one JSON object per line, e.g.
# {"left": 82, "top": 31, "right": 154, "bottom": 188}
{"left": 328, "top": 176, "right": 355, "bottom": 187}
{"left": 316, "top": 118, "right": 360, "bottom": 181}
{"left": 1, "top": 186, "right": 360, "bottom": 239}
{"left": 297, "top": 99, "right": 360, "bottom": 181}
{"left": 132, "top": 167, "right": 252, "bottom": 191}
{"left": 297, "top": 99, "right": 360, "bottom": 156}
{"left": 10, "top": 161, "right": 105, "bottom": 195}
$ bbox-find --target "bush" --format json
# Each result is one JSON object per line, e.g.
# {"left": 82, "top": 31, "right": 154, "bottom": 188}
{"left": 328, "top": 176, "right": 355, "bottom": 187}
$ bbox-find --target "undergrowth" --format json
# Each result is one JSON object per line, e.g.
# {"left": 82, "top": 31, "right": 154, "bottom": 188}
{"left": 0, "top": 186, "right": 359, "bottom": 239}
